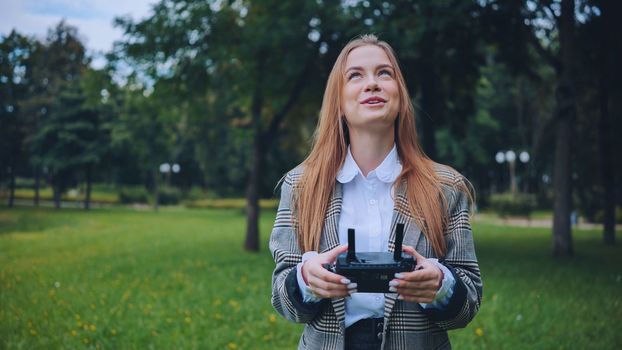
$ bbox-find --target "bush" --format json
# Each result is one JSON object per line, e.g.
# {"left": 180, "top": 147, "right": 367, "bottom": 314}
{"left": 489, "top": 193, "right": 536, "bottom": 218}
{"left": 118, "top": 186, "right": 150, "bottom": 204}
{"left": 593, "top": 207, "right": 622, "bottom": 224}
{"left": 157, "top": 186, "right": 182, "bottom": 205}
{"left": 185, "top": 198, "right": 279, "bottom": 210}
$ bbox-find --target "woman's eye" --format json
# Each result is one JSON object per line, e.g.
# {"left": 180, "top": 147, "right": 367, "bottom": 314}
{"left": 347, "top": 72, "right": 361, "bottom": 80}
{"left": 379, "top": 69, "right": 393, "bottom": 77}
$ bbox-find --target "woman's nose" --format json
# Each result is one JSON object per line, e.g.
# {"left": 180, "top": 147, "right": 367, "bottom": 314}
{"left": 364, "top": 77, "right": 380, "bottom": 92}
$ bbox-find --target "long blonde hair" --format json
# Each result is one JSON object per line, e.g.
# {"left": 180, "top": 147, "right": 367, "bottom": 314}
{"left": 293, "top": 34, "right": 471, "bottom": 257}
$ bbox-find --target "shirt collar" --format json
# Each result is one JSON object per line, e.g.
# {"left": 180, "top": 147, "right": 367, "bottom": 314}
{"left": 336, "top": 144, "right": 402, "bottom": 184}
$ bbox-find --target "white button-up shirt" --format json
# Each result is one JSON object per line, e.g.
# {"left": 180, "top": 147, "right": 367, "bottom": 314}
{"left": 297, "top": 145, "right": 455, "bottom": 328}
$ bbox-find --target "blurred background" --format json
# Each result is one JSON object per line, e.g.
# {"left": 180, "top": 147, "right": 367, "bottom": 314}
{"left": 1, "top": 0, "right": 621, "bottom": 349}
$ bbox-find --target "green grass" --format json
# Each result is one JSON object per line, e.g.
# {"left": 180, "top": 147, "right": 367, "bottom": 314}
{"left": 0, "top": 207, "right": 620, "bottom": 349}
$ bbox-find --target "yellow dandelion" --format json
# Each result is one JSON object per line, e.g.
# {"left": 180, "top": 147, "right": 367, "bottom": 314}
{"left": 30, "top": 329, "right": 37, "bottom": 336}
{"left": 89, "top": 324, "right": 96, "bottom": 331}
{"left": 111, "top": 329, "right": 117, "bottom": 336}
{"left": 268, "top": 315, "right": 276, "bottom": 323}
{"left": 184, "top": 317, "right": 192, "bottom": 323}
{"left": 227, "top": 342, "right": 238, "bottom": 350}
{"left": 83, "top": 324, "right": 89, "bottom": 331}
{"left": 71, "top": 330, "right": 78, "bottom": 337}
{"left": 475, "top": 327, "right": 484, "bottom": 337}
{"left": 82, "top": 338, "right": 89, "bottom": 344}
{"left": 240, "top": 276, "right": 248, "bottom": 284}
{"left": 75, "top": 314, "right": 81, "bottom": 320}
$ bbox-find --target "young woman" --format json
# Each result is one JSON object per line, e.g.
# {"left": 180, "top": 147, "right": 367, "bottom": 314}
{"left": 270, "top": 34, "right": 482, "bottom": 350}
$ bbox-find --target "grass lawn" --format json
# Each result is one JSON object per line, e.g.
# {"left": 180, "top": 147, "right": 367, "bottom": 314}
{"left": 0, "top": 207, "right": 620, "bottom": 349}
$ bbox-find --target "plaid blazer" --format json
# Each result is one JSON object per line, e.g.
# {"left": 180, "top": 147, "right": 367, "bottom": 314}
{"left": 270, "top": 164, "right": 482, "bottom": 350}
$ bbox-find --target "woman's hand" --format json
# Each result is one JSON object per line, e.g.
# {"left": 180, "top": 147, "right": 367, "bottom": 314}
{"left": 301, "top": 245, "right": 357, "bottom": 298}
{"left": 389, "top": 245, "right": 443, "bottom": 303}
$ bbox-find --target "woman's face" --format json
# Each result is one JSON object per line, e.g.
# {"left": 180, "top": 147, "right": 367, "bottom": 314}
{"left": 341, "top": 45, "right": 400, "bottom": 132}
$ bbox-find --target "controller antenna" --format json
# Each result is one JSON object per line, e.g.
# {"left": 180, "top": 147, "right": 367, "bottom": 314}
{"left": 347, "top": 228, "right": 357, "bottom": 262}
{"left": 393, "top": 224, "right": 405, "bottom": 261}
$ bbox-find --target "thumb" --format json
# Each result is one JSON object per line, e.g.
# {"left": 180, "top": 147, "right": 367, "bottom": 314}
{"left": 402, "top": 245, "right": 425, "bottom": 261}
{"left": 325, "top": 244, "right": 348, "bottom": 260}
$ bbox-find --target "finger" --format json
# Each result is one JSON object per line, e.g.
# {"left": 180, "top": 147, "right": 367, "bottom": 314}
{"left": 394, "top": 269, "right": 436, "bottom": 282}
{"left": 309, "top": 280, "right": 352, "bottom": 298}
{"left": 324, "top": 244, "right": 349, "bottom": 261}
{"left": 402, "top": 245, "right": 426, "bottom": 262}
{"left": 397, "top": 292, "right": 436, "bottom": 303}
{"left": 389, "top": 277, "right": 438, "bottom": 292}
{"left": 312, "top": 265, "right": 353, "bottom": 285}
{"left": 307, "top": 274, "right": 351, "bottom": 292}
{"left": 394, "top": 279, "right": 439, "bottom": 292}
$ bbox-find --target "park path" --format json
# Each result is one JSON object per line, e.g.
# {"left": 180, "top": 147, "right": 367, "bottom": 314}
{"left": 473, "top": 213, "right": 622, "bottom": 230}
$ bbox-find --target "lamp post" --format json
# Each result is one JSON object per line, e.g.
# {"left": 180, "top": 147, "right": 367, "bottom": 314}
{"left": 495, "top": 150, "right": 529, "bottom": 194}
{"left": 156, "top": 163, "right": 180, "bottom": 210}
{"left": 159, "top": 163, "right": 180, "bottom": 186}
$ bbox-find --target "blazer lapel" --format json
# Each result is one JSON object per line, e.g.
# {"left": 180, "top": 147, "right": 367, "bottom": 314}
{"left": 384, "top": 181, "right": 422, "bottom": 320}
{"left": 320, "top": 182, "right": 347, "bottom": 328}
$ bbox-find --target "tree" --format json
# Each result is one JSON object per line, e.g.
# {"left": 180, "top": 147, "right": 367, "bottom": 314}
{"left": 21, "top": 21, "right": 90, "bottom": 207}
{"left": 0, "top": 31, "right": 35, "bottom": 207}
{"left": 114, "top": 0, "right": 346, "bottom": 250}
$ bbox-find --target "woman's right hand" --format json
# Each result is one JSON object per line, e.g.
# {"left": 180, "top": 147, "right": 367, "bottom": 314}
{"left": 301, "top": 245, "right": 357, "bottom": 298}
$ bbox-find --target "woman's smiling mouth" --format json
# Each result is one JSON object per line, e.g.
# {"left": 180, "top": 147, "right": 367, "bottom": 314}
{"left": 360, "top": 96, "right": 387, "bottom": 106}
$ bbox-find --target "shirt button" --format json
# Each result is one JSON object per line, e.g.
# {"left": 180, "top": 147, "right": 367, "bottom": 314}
{"left": 369, "top": 199, "right": 377, "bottom": 205}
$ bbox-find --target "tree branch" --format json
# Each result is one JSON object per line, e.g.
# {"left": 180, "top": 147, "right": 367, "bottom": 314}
{"left": 262, "top": 48, "right": 316, "bottom": 145}
{"left": 526, "top": 27, "right": 561, "bottom": 72}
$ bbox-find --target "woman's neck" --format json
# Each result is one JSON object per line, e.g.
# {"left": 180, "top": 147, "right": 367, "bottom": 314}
{"left": 348, "top": 126, "right": 395, "bottom": 177}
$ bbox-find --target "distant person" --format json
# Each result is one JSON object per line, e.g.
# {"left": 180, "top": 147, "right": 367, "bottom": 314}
{"left": 269, "top": 34, "right": 482, "bottom": 350}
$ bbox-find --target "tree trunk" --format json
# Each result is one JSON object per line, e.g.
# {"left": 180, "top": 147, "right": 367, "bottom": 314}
{"left": 552, "top": 0, "right": 576, "bottom": 257}
{"left": 600, "top": 84, "right": 615, "bottom": 245}
{"left": 419, "top": 43, "right": 439, "bottom": 160}
{"left": 244, "top": 52, "right": 266, "bottom": 252}
{"left": 8, "top": 165, "right": 15, "bottom": 207}
{"left": 245, "top": 133, "right": 262, "bottom": 252}
{"left": 153, "top": 168, "right": 160, "bottom": 212}
{"left": 53, "top": 180, "right": 61, "bottom": 209}
{"left": 599, "top": 1, "right": 615, "bottom": 245}
{"left": 552, "top": 116, "right": 573, "bottom": 256}
{"left": 34, "top": 166, "right": 40, "bottom": 207}
{"left": 85, "top": 164, "right": 92, "bottom": 210}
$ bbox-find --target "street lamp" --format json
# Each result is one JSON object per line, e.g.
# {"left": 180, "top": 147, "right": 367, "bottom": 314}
{"left": 159, "top": 163, "right": 181, "bottom": 185}
{"left": 495, "top": 150, "right": 529, "bottom": 194}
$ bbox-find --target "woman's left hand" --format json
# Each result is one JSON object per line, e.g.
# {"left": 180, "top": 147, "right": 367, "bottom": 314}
{"left": 389, "top": 245, "right": 443, "bottom": 303}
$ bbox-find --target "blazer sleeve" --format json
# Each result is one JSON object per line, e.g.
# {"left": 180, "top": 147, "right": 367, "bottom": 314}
{"left": 421, "top": 176, "right": 483, "bottom": 329}
{"left": 269, "top": 171, "right": 327, "bottom": 323}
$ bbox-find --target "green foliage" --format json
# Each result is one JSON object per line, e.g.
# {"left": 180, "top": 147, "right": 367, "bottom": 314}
{"left": 594, "top": 207, "right": 622, "bottom": 224}
{"left": 489, "top": 193, "right": 537, "bottom": 218}
{"left": 185, "top": 198, "right": 278, "bottom": 210}
{"left": 157, "top": 186, "right": 182, "bottom": 206}
{"left": 117, "top": 186, "right": 150, "bottom": 204}
{"left": 1, "top": 208, "right": 621, "bottom": 349}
